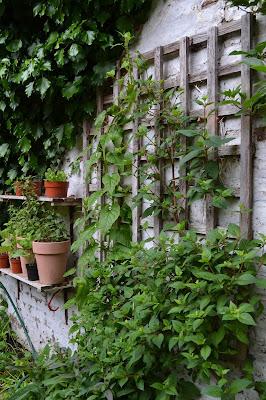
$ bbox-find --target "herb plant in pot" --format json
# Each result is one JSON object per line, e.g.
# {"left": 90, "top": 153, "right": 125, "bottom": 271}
{"left": 32, "top": 210, "right": 70, "bottom": 285}
{"left": 44, "top": 169, "right": 69, "bottom": 198}
{"left": 0, "top": 235, "right": 22, "bottom": 274}
{"left": 7, "top": 186, "right": 41, "bottom": 277}
{"left": 16, "top": 238, "right": 39, "bottom": 281}
{"left": 14, "top": 175, "right": 42, "bottom": 196}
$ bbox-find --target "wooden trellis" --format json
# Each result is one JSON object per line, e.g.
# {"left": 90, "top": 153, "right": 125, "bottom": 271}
{"left": 83, "top": 14, "right": 254, "bottom": 242}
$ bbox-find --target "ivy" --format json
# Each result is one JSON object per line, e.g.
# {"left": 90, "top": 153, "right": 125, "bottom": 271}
{"left": 0, "top": 0, "right": 152, "bottom": 190}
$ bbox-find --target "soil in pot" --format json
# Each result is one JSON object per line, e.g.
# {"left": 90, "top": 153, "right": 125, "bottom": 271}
{"left": 26, "top": 263, "right": 39, "bottom": 281}
{"left": 0, "top": 253, "right": 9, "bottom": 268}
{"left": 32, "top": 239, "right": 70, "bottom": 284}
{"left": 16, "top": 237, "right": 28, "bottom": 277}
{"left": 44, "top": 182, "right": 69, "bottom": 198}
{"left": 15, "top": 181, "right": 42, "bottom": 196}
{"left": 10, "top": 258, "right": 22, "bottom": 274}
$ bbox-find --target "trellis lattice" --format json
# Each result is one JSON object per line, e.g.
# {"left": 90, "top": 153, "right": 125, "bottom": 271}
{"left": 83, "top": 14, "right": 254, "bottom": 243}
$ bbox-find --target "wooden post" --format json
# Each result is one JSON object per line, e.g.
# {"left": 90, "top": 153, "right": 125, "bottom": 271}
{"left": 206, "top": 26, "right": 218, "bottom": 232}
{"left": 179, "top": 36, "right": 189, "bottom": 225}
{"left": 82, "top": 120, "right": 90, "bottom": 199}
{"left": 153, "top": 46, "right": 164, "bottom": 240}
{"left": 240, "top": 13, "right": 253, "bottom": 239}
{"left": 96, "top": 87, "right": 104, "bottom": 260}
{"left": 132, "top": 57, "right": 141, "bottom": 243}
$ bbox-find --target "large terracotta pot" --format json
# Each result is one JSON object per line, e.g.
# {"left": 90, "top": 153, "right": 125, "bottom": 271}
{"left": 10, "top": 258, "right": 22, "bottom": 274}
{"left": 0, "top": 253, "right": 9, "bottom": 268}
{"left": 32, "top": 239, "right": 70, "bottom": 284}
{"left": 44, "top": 182, "right": 69, "bottom": 198}
{"left": 16, "top": 237, "right": 28, "bottom": 278}
{"left": 14, "top": 181, "right": 42, "bottom": 196}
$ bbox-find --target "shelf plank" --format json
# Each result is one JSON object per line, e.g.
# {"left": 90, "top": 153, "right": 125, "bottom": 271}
{"left": 0, "top": 268, "right": 72, "bottom": 292}
{"left": 0, "top": 195, "right": 82, "bottom": 206}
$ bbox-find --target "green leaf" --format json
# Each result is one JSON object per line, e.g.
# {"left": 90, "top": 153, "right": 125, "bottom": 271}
{"left": 6, "top": 39, "right": 22, "bottom": 52}
{"left": 256, "top": 278, "right": 266, "bottom": 289}
{"left": 227, "top": 223, "right": 240, "bottom": 237}
{"left": 8, "top": 384, "right": 38, "bottom": 400}
{"left": 25, "top": 82, "right": 34, "bottom": 97}
{"left": 236, "top": 274, "right": 257, "bottom": 286}
{"left": 61, "top": 297, "right": 76, "bottom": 310}
{"left": 95, "top": 111, "right": 106, "bottom": 135}
{"left": 81, "top": 30, "right": 96, "bottom": 45}
{"left": 0, "top": 143, "right": 9, "bottom": 157}
{"left": 205, "top": 160, "right": 219, "bottom": 179}
{"left": 102, "top": 173, "right": 120, "bottom": 195}
{"left": 84, "top": 189, "right": 106, "bottom": 210}
{"left": 236, "top": 331, "right": 249, "bottom": 345}
{"left": 62, "top": 83, "right": 80, "bottom": 99}
{"left": 152, "top": 333, "right": 164, "bottom": 348}
{"left": 243, "top": 57, "right": 266, "bottom": 73}
{"left": 201, "top": 345, "right": 211, "bottom": 360}
{"left": 124, "top": 287, "right": 133, "bottom": 298}
{"left": 19, "top": 137, "right": 31, "bottom": 153}
{"left": 228, "top": 379, "right": 253, "bottom": 394}
{"left": 203, "top": 386, "right": 224, "bottom": 397}
{"left": 179, "top": 149, "right": 201, "bottom": 167}
{"left": 37, "top": 77, "right": 51, "bottom": 97}
{"left": 99, "top": 203, "right": 120, "bottom": 236}
{"left": 63, "top": 268, "right": 76, "bottom": 277}
{"left": 237, "top": 313, "right": 256, "bottom": 326}
{"left": 0, "top": 101, "right": 6, "bottom": 111}
{"left": 61, "top": 298, "right": 76, "bottom": 310}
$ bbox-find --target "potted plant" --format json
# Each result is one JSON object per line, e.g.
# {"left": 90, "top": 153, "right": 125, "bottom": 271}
{"left": 0, "top": 239, "right": 9, "bottom": 268}
{"left": 6, "top": 189, "right": 42, "bottom": 277}
{"left": 16, "top": 237, "right": 39, "bottom": 281}
{"left": 0, "top": 234, "right": 22, "bottom": 274}
{"left": 14, "top": 176, "right": 42, "bottom": 196}
{"left": 32, "top": 209, "right": 70, "bottom": 285}
{"left": 44, "top": 168, "right": 69, "bottom": 198}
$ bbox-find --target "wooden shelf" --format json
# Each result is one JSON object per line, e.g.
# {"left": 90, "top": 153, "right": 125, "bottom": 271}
{"left": 0, "top": 268, "right": 73, "bottom": 292}
{"left": 0, "top": 195, "right": 82, "bottom": 206}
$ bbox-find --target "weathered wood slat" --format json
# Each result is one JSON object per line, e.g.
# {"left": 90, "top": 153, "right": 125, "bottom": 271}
{"left": 82, "top": 120, "right": 90, "bottom": 199}
{"left": 240, "top": 14, "right": 253, "bottom": 239}
{"left": 96, "top": 87, "right": 104, "bottom": 260}
{"left": 142, "top": 19, "right": 242, "bottom": 61}
{"left": 206, "top": 26, "right": 219, "bottom": 231}
{"left": 179, "top": 37, "right": 189, "bottom": 224}
{"left": 132, "top": 58, "right": 141, "bottom": 243}
{"left": 153, "top": 46, "right": 164, "bottom": 240}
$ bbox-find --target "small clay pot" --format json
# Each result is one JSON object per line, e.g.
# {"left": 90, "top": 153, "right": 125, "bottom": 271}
{"left": 16, "top": 237, "right": 28, "bottom": 277}
{"left": 26, "top": 263, "right": 39, "bottom": 281}
{"left": 14, "top": 181, "right": 42, "bottom": 196}
{"left": 44, "top": 181, "right": 69, "bottom": 198}
{"left": 0, "top": 253, "right": 9, "bottom": 268}
{"left": 10, "top": 258, "right": 22, "bottom": 274}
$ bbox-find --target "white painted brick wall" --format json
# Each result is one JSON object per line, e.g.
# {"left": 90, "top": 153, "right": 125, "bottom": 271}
{"left": 1, "top": 1, "right": 265, "bottom": 398}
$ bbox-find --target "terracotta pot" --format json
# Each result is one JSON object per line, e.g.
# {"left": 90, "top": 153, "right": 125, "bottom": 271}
{"left": 16, "top": 237, "right": 28, "bottom": 278}
{"left": 26, "top": 263, "right": 39, "bottom": 281}
{"left": 15, "top": 181, "right": 42, "bottom": 196}
{"left": 10, "top": 258, "right": 22, "bottom": 274}
{"left": 32, "top": 239, "right": 70, "bottom": 284}
{"left": 0, "top": 253, "right": 9, "bottom": 268}
{"left": 44, "top": 181, "right": 69, "bottom": 198}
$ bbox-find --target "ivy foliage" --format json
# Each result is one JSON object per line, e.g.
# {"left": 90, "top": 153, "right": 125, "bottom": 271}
{"left": 0, "top": 0, "right": 152, "bottom": 188}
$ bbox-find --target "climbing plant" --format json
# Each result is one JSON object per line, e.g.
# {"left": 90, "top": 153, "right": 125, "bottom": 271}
{"left": 0, "top": 0, "right": 152, "bottom": 190}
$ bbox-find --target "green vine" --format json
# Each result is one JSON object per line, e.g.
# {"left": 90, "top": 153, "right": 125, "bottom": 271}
{"left": 0, "top": 0, "right": 152, "bottom": 190}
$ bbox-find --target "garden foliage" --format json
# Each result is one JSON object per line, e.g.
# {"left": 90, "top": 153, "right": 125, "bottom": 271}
{"left": 0, "top": 0, "right": 152, "bottom": 188}
{"left": 5, "top": 33, "right": 266, "bottom": 400}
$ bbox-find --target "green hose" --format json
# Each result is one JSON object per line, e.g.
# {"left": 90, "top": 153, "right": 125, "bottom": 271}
{"left": 0, "top": 279, "right": 37, "bottom": 361}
